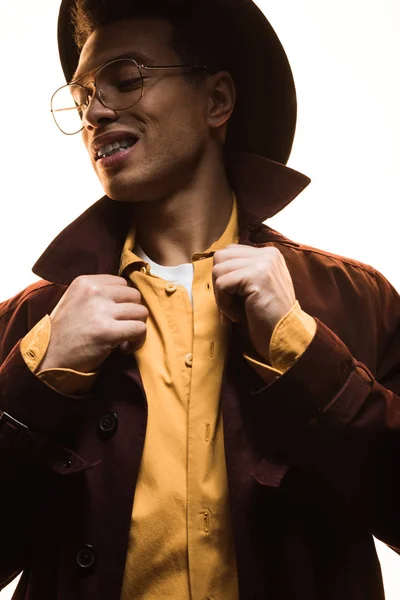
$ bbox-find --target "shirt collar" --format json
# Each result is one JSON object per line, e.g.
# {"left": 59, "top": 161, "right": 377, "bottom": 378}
{"left": 32, "top": 154, "right": 310, "bottom": 285}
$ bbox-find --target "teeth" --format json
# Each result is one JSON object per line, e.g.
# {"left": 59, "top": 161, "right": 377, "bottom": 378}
{"left": 97, "top": 138, "right": 135, "bottom": 158}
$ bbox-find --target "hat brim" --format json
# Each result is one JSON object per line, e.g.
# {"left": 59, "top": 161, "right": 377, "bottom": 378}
{"left": 57, "top": 0, "right": 297, "bottom": 164}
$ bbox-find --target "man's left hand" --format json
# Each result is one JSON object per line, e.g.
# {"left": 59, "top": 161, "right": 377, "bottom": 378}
{"left": 212, "top": 244, "right": 296, "bottom": 361}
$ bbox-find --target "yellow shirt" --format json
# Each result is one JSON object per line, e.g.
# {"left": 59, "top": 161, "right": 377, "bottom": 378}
{"left": 119, "top": 198, "right": 240, "bottom": 599}
{"left": 20, "top": 198, "right": 316, "bottom": 598}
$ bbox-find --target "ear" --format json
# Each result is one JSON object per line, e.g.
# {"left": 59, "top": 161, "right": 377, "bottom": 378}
{"left": 207, "top": 71, "right": 236, "bottom": 136}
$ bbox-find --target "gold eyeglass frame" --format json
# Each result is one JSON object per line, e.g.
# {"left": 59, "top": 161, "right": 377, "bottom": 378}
{"left": 50, "top": 57, "right": 210, "bottom": 135}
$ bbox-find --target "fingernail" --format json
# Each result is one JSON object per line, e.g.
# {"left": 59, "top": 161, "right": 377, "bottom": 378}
{"left": 220, "top": 313, "right": 230, "bottom": 326}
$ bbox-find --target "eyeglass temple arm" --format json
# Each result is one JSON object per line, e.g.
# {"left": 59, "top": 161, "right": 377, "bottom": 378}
{"left": 140, "top": 64, "right": 209, "bottom": 72}
{"left": 51, "top": 105, "right": 86, "bottom": 113}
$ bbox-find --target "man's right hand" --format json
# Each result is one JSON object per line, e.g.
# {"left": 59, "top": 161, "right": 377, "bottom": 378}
{"left": 39, "top": 275, "right": 148, "bottom": 373}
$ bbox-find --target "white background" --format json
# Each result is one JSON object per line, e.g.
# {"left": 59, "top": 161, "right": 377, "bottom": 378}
{"left": 0, "top": 0, "right": 399, "bottom": 597}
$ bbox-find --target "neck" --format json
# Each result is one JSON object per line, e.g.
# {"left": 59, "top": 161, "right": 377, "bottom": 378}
{"left": 132, "top": 154, "right": 233, "bottom": 266}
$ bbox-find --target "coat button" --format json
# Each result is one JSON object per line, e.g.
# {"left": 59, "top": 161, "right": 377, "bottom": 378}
{"left": 76, "top": 545, "right": 96, "bottom": 570}
{"left": 98, "top": 413, "right": 118, "bottom": 439}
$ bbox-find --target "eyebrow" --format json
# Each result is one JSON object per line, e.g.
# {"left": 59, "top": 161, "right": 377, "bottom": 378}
{"left": 70, "top": 51, "right": 155, "bottom": 83}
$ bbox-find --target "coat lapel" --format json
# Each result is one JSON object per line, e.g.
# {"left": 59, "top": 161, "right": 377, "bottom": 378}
{"left": 32, "top": 154, "right": 310, "bottom": 284}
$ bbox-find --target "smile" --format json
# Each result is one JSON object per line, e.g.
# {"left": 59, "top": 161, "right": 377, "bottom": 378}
{"left": 96, "top": 138, "right": 137, "bottom": 160}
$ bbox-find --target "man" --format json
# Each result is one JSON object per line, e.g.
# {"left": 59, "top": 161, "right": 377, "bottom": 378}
{"left": 1, "top": 0, "right": 400, "bottom": 598}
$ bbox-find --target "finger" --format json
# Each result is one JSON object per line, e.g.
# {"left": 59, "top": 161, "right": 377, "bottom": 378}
{"left": 100, "top": 275, "right": 129, "bottom": 285}
{"left": 75, "top": 274, "right": 129, "bottom": 286}
{"left": 213, "top": 268, "right": 250, "bottom": 322}
{"left": 114, "top": 303, "right": 149, "bottom": 321}
{"left": 212, "top": 258, "right": 251, "bottom": 281}
{"left": 213, "top": 244, "right": 261, "bottom": 264}
{"left": 71, "top": 275, "right": 133, "bottom": 302}
{"left": 110, "top": 319, "right": 147, "bottom": 346}
{"left": 119, "top": 339, "right": 146, "bottom": 354}
{"left": 108, "top": 285, "right": 142, "bottom": 304}
{"left": 213, "top": 266, "right": 251, "bottom": 298}
{"left": 220, "top": 312, "right": 233, "bottom": 326}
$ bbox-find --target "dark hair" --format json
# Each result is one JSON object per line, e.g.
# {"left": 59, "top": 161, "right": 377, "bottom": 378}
{"left": 71, "top": 0, "right": 230, "bottom": 78}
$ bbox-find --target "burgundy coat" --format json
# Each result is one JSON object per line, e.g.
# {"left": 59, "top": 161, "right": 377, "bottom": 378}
{"left": 1, "top": 156, "right": 400, "bottom": 600}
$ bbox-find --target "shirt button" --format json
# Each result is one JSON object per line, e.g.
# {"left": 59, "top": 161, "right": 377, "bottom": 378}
{"left": 140, "top": 263, "right": 150, "bottom": 274}
{"left": 185, "top": 353, "right": 193, "bottom": 367}
{"left": 76, "top": 545, "right": 96, "bottom": 570}
{"left": 165, "top": 282, "right": 177, "bottom": 294}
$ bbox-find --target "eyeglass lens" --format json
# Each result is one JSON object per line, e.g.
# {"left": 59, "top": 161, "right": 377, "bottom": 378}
{"left": 51, "top": 59, "right": 143, "bottom": 134}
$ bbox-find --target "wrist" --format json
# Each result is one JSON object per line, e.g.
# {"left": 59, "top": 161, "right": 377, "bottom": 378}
{"left": 40, "top": 353, "right": 100, "bottom": 374}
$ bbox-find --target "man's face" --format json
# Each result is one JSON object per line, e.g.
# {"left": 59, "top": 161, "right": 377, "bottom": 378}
{"left": 75, "top": 18, "right": 212, "bottom": 202}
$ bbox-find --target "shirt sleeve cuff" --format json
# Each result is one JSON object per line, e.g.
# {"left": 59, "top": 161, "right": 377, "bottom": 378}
{"left": 36, "top": 368, "right": 98, "bottom": 398}
{"left": 20, "top": 314, "right": 52, "bottom": 373}
{"left": 243, "top": 301, "right": 316, "bottom": 384}
{"left": 20, "top": 314, "right": 97, "bottom": 397}
{"left": 269, "top": 300, "right": 316, "bottom": 372}
{"left": 243, "top": 353, "right": 282, "bottom": 384}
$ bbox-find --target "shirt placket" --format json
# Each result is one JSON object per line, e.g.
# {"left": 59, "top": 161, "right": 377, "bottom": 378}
{"left": 122, "top": 272, "right": 194, "bottom": 598}
{"left": 186, "top": 257, "right": 238, "bottom": 600}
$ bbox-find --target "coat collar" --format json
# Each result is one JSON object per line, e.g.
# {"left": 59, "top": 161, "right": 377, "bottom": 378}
{"left": 33, "top": 154, "right": 310, "bottom": 285}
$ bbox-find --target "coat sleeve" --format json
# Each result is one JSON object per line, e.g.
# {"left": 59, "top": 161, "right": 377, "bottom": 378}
{"left": 249, "top": 269, "right": 400, "bottom": 552}
{"left": 0, "top": 283, "right": 95, "bottom": 588}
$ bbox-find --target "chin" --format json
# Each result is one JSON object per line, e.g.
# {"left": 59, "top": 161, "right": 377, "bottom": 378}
{"left": 101, "top": 162, "right": 183, "bottom": 203}
{"left": 101, "top": 173, "right": 163, "bottom": 203}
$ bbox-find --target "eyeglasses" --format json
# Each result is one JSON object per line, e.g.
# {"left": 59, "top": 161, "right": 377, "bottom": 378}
{"left": 50, "top": 58, "right": 209, "bottom": 135}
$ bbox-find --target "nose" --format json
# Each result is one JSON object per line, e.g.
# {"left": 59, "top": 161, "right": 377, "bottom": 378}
{"left": 82, "top": 91, "right": 118, "bottom": 129}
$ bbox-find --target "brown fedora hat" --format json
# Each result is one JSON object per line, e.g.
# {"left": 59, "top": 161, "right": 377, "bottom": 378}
{"left": 57, "top": 0, "right": 297, "bottom": 164}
